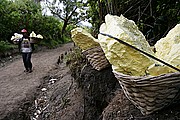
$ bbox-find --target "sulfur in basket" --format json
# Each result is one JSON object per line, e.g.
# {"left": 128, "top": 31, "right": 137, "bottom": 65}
{"left": 12, "top": 39, "right": 20, "bottom": 45}
{"left": 13, "top": 41, "right": 19, "bottom": 45}
{"left": 113, "top": 70, "right": 180, "bottom": 115}
{"left": 82, "top": 46, "right": 110, "bottom": 71}
{"left": 30, "top": 37, "right": 41, "bottom": 44}
{"left": 99, "top": 33, "right": 180, "bottom": 115}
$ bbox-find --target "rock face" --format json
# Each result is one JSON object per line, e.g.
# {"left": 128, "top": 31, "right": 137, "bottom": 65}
{"left": 148, "top": 24, "right": 180, "bottom": 76}
{"left": 98, "top": 14, "right": 155, "bottom": 76}
{"left": 71, "top": 27, "right": 100, "bottom": 51}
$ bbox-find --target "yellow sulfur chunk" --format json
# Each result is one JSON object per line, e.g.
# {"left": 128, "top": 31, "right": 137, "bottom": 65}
{"left": 155, "top": 24, "right": 180, "bottom": 61}
{"left": 36, "top": 34, "right": 43, "bottom": 39}
{"left": 147, "top": 64, "right": 175, "bottom": 76}
{"left": 98, "top": 14, "right": 155, "bottom": 76}
{"left": 71, "top": 27, "right": 99, "bottom": 51}
{"left": 147, "top": 24, "right": 180, "bottom": 76}
{"left": 30, "top": 31, "right": 36, "bottom": 38}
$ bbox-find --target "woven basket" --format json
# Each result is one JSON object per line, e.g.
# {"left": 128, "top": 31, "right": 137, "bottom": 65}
{"left": 83, "top": 46, "right": 110, "bottom": 71}
{"left": 12, "top": 39, "right": 20, "bottom": 45}
{"left": 13, "top": 40, "right": 19, "bottom": 45}
{"left": 113, "top": 70, "right": 180, "bottom": 115}
{"left": 30, "top": 37, "right": 41, "bottom": 44}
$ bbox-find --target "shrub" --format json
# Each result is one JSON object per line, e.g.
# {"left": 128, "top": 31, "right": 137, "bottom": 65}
{"left": 0, "top": 41, "right": 15, "bottom": 52}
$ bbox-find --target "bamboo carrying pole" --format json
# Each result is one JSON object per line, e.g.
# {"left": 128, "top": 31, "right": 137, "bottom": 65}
{"left": 99, "top": 33, "right": 180, "bottom": 72}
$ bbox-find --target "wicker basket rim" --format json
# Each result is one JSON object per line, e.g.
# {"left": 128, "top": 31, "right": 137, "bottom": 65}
{"left": 82, "top": 46, "right": 101, "bottom": 52}
{"left": 113, "top": 70, "right": 180, "bottom": 79}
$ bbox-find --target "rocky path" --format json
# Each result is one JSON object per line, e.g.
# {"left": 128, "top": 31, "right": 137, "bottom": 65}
{"left": 0, "top": 43, "right": 74, "bottom": 119}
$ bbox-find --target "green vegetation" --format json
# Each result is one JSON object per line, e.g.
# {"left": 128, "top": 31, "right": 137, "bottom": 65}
{"left": 0, "top": 0, "right": 179, "bottom": 53}
{"left": 0, "top": 41, "right": 15, "bottom": 53}
{"left": 0, "top": 0, "right": 77, "bottom": 52}
{"left": 86, "top": 0, "right": 180, "bottom": 45}
{"left": 64, "top": 47, "right": 86, "bottom": 80}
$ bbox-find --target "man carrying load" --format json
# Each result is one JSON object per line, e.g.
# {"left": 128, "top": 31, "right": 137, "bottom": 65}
{"left": 18, "top": 29, "right": 35, "bottom": 73}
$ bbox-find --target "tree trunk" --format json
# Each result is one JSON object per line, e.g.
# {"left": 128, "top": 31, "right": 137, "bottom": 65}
{"left": 61, "top": 6, "right": 77, "bottom": 43}
{"left": 98, "top": 0, "right": 103, "bottom": 24}
{"left": 61, "top": 20, "right": 68, "bottom": 43}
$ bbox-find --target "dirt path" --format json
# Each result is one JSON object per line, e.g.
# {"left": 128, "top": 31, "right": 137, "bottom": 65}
{"left": 0, "top": 43, "right": 74, "bottom": 119}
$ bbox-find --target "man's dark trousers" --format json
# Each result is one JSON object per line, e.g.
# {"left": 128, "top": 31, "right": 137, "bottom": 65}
{"left": 22, "top": 52, "right": 32, "bottom": 71}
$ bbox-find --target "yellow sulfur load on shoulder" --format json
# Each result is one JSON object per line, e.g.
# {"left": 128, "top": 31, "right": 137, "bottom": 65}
{"left": 30, "top": 31, "right": 36, "bottom": 38}
{"left": 147, "top": 24, "right": 180, "bottom": 76}
{"left": 71, "top": 27, "right": 99, "bottom": 51}
{"left": 36, "top": 34, "right": 43, "bottom": 39}
{"left": 98, "top": 14, "right": 155, "bottom": 76}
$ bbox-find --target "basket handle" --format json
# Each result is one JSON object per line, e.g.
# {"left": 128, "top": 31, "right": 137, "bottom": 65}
{"left": 99, "top": 33, "right": 180, "bottom": 72}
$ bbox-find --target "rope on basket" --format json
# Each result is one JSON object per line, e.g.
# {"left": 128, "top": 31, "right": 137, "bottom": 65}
{"left": 99, "top": 33, "right": 180, "bottom": 72}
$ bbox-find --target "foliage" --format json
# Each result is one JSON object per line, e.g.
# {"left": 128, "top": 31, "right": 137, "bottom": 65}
{"left": 0, "top": 41, "right": 15, "bottom": 52}
{"left": 0, "top": 0, "right": 13, "bottom": 41}
{"left": 86, "top": 0, "right": 100, "bottom": 37}
{"left": 64, "top": 47, "right": 86, "bottom": 79}
{"left": 0, "top": 0, "right": 40, "bottom": 41}
{"left": 35, "top": 16, "right": 62, "bottom": 44}
{"left": 9, "top": 0, "right": 63, "bottom": 44}
{"left": 46, "top": 0, "right": 87, "bottom": 38}
{"left": 0, "top": 0, "right": 72, "bottom": 50}
{"left": 86, "top": 0, "right": 180, "bottom": 45}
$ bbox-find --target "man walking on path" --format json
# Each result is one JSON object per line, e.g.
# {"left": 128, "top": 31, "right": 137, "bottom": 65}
{"left": 18, "top": 29, "right": 34, "bottom": 73}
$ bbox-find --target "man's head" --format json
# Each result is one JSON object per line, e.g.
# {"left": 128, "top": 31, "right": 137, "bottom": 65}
{"left": 21, "top": 29, "right": 28, "bottom": 37}
{"left": 21, "top": 29, "right": 27, "bottom": 33}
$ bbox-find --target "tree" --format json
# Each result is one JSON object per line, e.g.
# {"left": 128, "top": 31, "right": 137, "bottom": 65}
{"left": 0, "top": 0, "right": 65, "bottom": 46}
{"left": 45, "top": 0, "right": 86, "bottom": 41}
{"left": 85, "top": 0, "right": 103, "bottom": 37}
{"left": 0, "top": 0, "right": 11, "bottom": 41}
{"left": 86, "top": 0, "right": 180, "bottom": 45}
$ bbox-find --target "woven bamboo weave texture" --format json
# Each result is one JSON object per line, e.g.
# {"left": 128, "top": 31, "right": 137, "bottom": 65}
{"left": 113, "top": 71, "right": 180, "bottom": 115}
{"left": 83, "top": 46, "right": 110, "bottom": 71}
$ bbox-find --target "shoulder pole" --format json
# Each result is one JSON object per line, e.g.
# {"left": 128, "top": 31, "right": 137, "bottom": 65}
{"left": 99, "top": 33, "right": 180, "bottom": 72}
